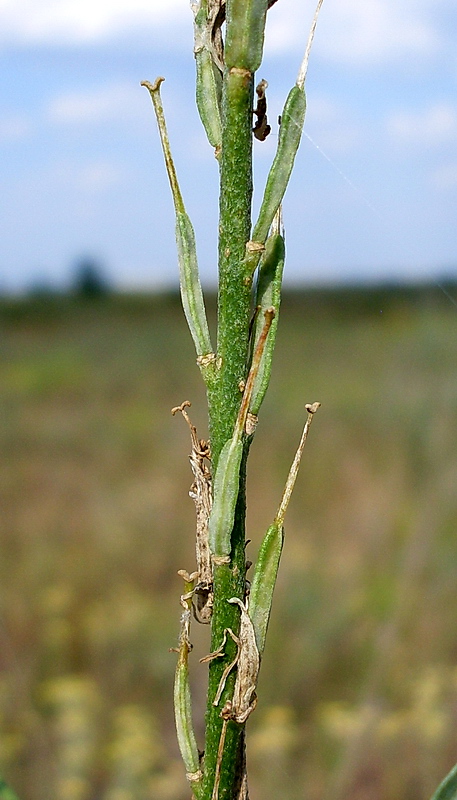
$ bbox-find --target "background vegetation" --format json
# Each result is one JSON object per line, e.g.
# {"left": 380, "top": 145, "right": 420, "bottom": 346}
{"left": 1, "top": 285, "right": 457, "bottom": 800}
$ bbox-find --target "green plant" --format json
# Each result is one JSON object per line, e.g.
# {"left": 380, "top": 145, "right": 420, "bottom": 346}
{"left": 0, "top": 780, "right": 19, "bottom": 800}
{"left": 142, "top": 3, "right": 457, "bottom": 800}
{"left": 142, "top": 3, "right": 323, "bottom": 797}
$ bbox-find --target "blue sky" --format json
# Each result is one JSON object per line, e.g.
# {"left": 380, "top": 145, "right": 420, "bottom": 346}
{"left": 1, "top": 0, "right": 456, "bottom": 292}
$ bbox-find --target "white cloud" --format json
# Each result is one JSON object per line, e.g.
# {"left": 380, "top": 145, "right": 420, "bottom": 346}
{"left": 387, "top": 103, "right": 457, "bottom": 146}
{"left": 298, "top": 0, "right": 441, "bottom": 66}
{"left": 47, "top": 82, "right": 139, "bottom": 125}
{"left": 268, "top": 0, "right": 453, "bottom": 66}
{"left": 0, "top": 0, "right": 185, "bottom": 45}
{"left": 0, "top": 0, "right": 449, "bottom": 69}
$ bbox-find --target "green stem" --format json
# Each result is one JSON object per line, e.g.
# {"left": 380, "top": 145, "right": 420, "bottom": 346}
{"left": 203, "top": 7, "right": 258, "bottom": 792}
{"left": 147, "top": 3, "right": 326, "bottom": 797}
{"left": 208, "top": 309, "right": 274, "bottom": 560}
{"left": 209, "top": 63, "right": 254, "bottom": 461}
{"left": 202, "top": 451, "right": 249, "bottom": 800}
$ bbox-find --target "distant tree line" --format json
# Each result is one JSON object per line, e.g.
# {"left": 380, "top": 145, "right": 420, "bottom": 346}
{"left": 25, "top": 257, "right": 111, "bottom": 300}
{"left": 71, "top": 258, "right": 110, "bottom": 298}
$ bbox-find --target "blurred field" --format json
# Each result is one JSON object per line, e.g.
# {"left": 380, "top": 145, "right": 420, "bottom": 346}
{"left": 1, "top": 286, "right": 457, "bottom": 800}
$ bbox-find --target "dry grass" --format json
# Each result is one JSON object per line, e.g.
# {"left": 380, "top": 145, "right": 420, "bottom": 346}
{"left": 1, "top": 287, "right": 457, "bottom": 800}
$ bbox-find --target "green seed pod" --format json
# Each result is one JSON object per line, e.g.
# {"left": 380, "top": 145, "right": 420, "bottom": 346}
{"left": 430, "top": 762, "right": 457, "bottom": 800}
{"left": 208, "top": 437, "right": 243, "bottom": 559}
{"left": 195, "top": 46, "right": 222, "bottom": 154}
{"left": 249, "top": 231, "right": 285, "bottom": 416}
{"left": 174, "top": 575, "right": 203, "bottom": 797}
{"left": 225, "top": 0, "right": 269, "bottom": 71}
{"left": 175, "top": 210, "right": 213, "bottom": 359}
{"left": 174, "top": 657, "right": 202, "bottom": 790}
{"left": 249, "top": 522, "right": 284, "bottom": 656}
{"left": 249, "top": 403, "right": 320, "bottom": 656}
{"left": 253, "top": 85, "right": 306, "bottom": 243}
{"left": 244, "top": 85, "right": 306, "bottom": 278}
{"left": 142, "top": 79, "right": 214, "bottom": 366}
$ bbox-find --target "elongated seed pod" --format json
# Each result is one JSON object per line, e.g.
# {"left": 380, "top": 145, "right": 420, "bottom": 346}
{"left": 193, "top": 0, "right": 223, "bottom": 157}
{"left": 225, "top": 0, "right": 269, "bottom": 71}
{"left": 249, "top": 404, "right": 320, "bottom": 655}
{"left": 249, "top": 522, "right": 284, "bottom": 655}
{"left": 174, "top": 655, "right": 202, "bottom": 794}
{"left": 142, "top": 79, "right": 214, "bottom": 363}
{"left": 253, "top": 85, "right": 306, "bottom": 244}
{"left": 248, "top": 0, "right": 325, "bottom": 258}
{"left": 429, "top": 761, "right": 457, "bottom": 800}
{"left": 244, "top": 86, "right": 306, "bottom": 277}
{"left": 175, "top": 210, "right": 213, "bottom": 359}
{"left": 249, "top": 231, "right": 285, "bottom": 416}
{"left": 208, "top": 437, "right": 243, "bottom": 558}
{"left": 195, "top": 48, "right": 222, "bottom": 153}
{"left": 174, "top": 575, "right": 203, "bottom": 797}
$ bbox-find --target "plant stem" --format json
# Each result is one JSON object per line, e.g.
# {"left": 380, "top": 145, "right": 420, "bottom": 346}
{"left": 210, "top": 65, "right": 254, "bottom": 462}
{"left": 144, "top": 2, "right": 326, "bottom": 796}
{"left": 203, "top": 14, "right": 257, "bottom": 793}
{"left": 202, "top": 493, "right": 248, "bottom": 799}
